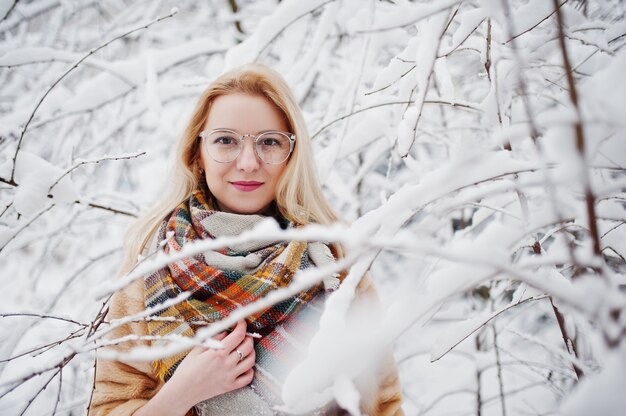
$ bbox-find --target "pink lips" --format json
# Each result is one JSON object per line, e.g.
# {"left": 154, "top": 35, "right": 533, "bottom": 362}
{"left": 230, "top": 181, "right": 263, "bottom": 192}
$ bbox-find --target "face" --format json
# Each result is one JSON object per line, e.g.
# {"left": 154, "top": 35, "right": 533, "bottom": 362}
{"left": 199, "top": 93, "right": 291, "bottom": 215}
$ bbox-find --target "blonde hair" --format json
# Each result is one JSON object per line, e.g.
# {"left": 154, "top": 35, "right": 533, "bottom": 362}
{"left": 120, "top": 63, "right": 340, "bottom": 273}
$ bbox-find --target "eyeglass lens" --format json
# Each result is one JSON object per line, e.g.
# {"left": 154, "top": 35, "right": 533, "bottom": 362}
{"left": 204, "top": 131, "right": 292, "bottom": 164}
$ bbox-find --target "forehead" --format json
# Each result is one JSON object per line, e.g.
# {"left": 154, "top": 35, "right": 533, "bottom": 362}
{"left": 204, "top": 93, "right": 289, "bottom": 133}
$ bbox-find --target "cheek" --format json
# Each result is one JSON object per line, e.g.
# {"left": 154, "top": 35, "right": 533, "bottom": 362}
{"left": 204, "top": 167, "right": 228, "bottom": 191}
{"left": 269, "top": 165, "right": 287, "bottom": 184}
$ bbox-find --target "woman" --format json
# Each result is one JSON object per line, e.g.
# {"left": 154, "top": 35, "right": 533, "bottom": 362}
{"left": 88, "top": 63, "right": 403, "bottom": 416}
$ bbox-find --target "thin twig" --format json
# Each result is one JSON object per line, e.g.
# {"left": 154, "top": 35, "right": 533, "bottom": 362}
{"left": 311, "top": 99, "right": 479, "bottom": 140}
{"left": 0, "top": 0, "right": 19, "bottom": 23}
{"left": 399, "top": 8, "right": 453, "bottom": 158}
{"left": 85, "top": 299, "right": 112, "bottom": 414}
{"left": 0, "top": 330, "right": 84, "bottom": 363}
{"left": 0, "top": 204, "right": 54, "bottom": 253}
{"left": 9, "top": 9, "right": 178, "bottom": 182}
{"left": 431, "top": 295, "right": 548, "bottom": 362}
{"left": 418, "top": 388, "right": 477, "bottom": 416}
{"left": 52, "top": 369, "right": 62, "bottom": 416}
{"left": 601, "top": 221, "right": 625, "bottom": 239}
{"left": 438, "top": 16, "right": 484, "bottom": 58}
{"left": 87, "top": 351, "right": 97, "bottom": 414}
{"left": 549, "top": 298, "right": 583, "bottom": 380}
{"left": 0, "top": 0, "right": 61, "bottom": 32}
{"left": 491, "top": 321, "right": 507, "bottom": 416}
{"left": 48, "top": 151, "right": 146, "bottom": 193}
{"left": 0, "top": 59, "right": 136, "bottom": 87}
{"left": 0, "top": 177, "right": 137, "bottom": 217}
{"left": 553, "top": 0, "right": 602, "bottom": 264}
{"left": 0, "top": 313, "right": 86, "bottom": 327}
{"left": 0, "top": 202, "right": 13, "bottom": 218}
{"left": 335, "top": 0, "right": 463, "bottom": 36}
{"left": 504, "top": 0, "right": 569, "bottom": 44}
{"left": 364, "top": 64, "right": 416, "bottom": 96}
{"left": 254, "top": 0, "right": 336, "bottom": 61}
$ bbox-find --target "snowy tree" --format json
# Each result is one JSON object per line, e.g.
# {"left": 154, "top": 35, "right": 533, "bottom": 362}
{"left": 0, "top": 0, "right": 625, "bottom": 415}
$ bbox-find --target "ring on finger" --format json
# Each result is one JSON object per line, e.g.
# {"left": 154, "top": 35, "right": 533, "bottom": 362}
{"left": 236, "top": 349, "right": 244, "bottom": 362}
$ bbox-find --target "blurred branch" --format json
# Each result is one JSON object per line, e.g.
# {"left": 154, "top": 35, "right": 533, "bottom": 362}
{"left": 0, "top": 0, "right": 18, "bottom": 23}
{"left": 419, "top": 388, "right": 476, "bottom": 415}
{"left": 549, "top": 298, "right": 584, "bottom": 380}
{"left": 553, "top": 0, "right": 602, "bottom": 263}
{"left": 476, "top": 348, "right": 482, "bottom": 416}
{"left": 491, "top": 321, "right": 507, "bottom": 416}
{"left": 255, "top": 0, "right": 336, "bottom": 60}
{"left": 337, "top": 0, "right": 463, "bottom": 36}
{"left": 499, "top": 0, "right": 539, "bottom": 142}
{"left": 482, "top": 380, "right": 555, "bottom": 405}
{"left": 226, "top": 0, "right": 245, "bottom": 34}
{"left": 0, "top": 0, "right": 62, "bottom": 32}
{"left": 438, "top": 17, "right": 484, "bottom": 58}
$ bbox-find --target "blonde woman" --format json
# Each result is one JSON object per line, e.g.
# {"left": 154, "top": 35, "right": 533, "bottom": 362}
{"left": 88, "top": 63, "right": 403, "bottom": 416}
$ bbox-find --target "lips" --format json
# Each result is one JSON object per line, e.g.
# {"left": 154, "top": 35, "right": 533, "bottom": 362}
{"left": 230, "top": 181, "right": 263, "bottom": 192}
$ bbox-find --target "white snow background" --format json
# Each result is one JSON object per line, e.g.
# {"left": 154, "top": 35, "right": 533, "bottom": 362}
{"left": 0, "top": 0, "right": 625, "bottom": 415}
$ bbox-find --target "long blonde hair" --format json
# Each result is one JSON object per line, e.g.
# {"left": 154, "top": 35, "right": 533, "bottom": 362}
{"left": 120, "top": 63, "right": 340, "bottom": 273}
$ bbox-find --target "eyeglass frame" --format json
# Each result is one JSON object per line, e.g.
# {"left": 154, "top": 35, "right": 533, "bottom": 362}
{"left": 198, "top": 128, "right": 296, "bottom": 164}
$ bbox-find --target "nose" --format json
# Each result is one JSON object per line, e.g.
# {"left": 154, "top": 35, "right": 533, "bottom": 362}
{"left": 236, "top": 137, "right": 261, "bottom": 173}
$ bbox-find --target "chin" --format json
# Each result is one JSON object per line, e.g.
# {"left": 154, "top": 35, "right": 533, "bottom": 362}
{"left": 221, "top": 200, "right": 272, "bottom": 215}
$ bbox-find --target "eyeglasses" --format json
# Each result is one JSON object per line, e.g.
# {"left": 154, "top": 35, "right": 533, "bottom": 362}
{"left": 199, "top": 128, "right": 296, "bottom": 164}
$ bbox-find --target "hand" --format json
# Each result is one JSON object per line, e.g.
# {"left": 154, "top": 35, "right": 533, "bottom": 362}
{"left": 163, "top": 319, "right": 256, "bottom": 410}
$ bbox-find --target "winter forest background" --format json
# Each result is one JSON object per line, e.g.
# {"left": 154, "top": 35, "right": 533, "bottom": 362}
{"left": 1, "top": 0, "right": 625, "bottom": 415}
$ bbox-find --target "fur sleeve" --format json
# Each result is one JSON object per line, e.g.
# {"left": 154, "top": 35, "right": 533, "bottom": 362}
{"left": 88, "top": 277, "right": 165, "bottom": 416}
{"left": 354, "top": 274, "right": 404, "bottom": 416}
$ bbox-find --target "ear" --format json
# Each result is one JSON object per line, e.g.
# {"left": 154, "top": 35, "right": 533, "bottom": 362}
{"left": 195, "top": 143, "right": 205, "bottom": 175}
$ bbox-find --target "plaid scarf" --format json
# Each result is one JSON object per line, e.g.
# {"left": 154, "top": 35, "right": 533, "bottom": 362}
{"left": 144, "top": 190, "right": 341, "bottom": 411}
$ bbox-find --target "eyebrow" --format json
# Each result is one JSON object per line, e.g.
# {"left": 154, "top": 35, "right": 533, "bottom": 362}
{"left": 215, "top": 128, "right": 284, "bottom": 134}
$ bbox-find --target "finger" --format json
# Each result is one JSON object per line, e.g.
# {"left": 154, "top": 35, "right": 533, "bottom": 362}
{"left": 234, "top": 350, "right": 256, "bottom": 373}
{"left": 229, "top": 342, "right": 255, "bottom": 366}
{"left": 213, "top": 331, "right": 228, "bottom": 341}
{"left": 229, "top": 335, "right": 254, "bottom": 365}
{"left": 229, "top": 347, "right": 245, "bottom": 366}
{"left": 187, "top": 345, "right": 207, "bottom": 357}
{"left": 234, "top": 335, "right": 255, "bottom": 358}
{"left": 221, "top": 320, "right": 247, "bottom": 352}
{"left": 233, "top": 368, "right": 254, "bottom": 389}
{"left": 197, "top": 332, "right": 228, "bottom": 357}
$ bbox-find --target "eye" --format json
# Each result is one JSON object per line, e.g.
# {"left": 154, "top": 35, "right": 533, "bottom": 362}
{"left": 214, "top": 135, "right": 236, "bottom": 145}
{"left": 259, "top": 133, "right": 287, "bottom": 147}
{"left": 262, "top": 137, "right": 281, "bottom": 146}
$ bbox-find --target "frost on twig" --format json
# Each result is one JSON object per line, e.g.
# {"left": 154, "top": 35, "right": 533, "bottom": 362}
{"left": 1, "top": 1, "right": 625, "bottom": 415}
